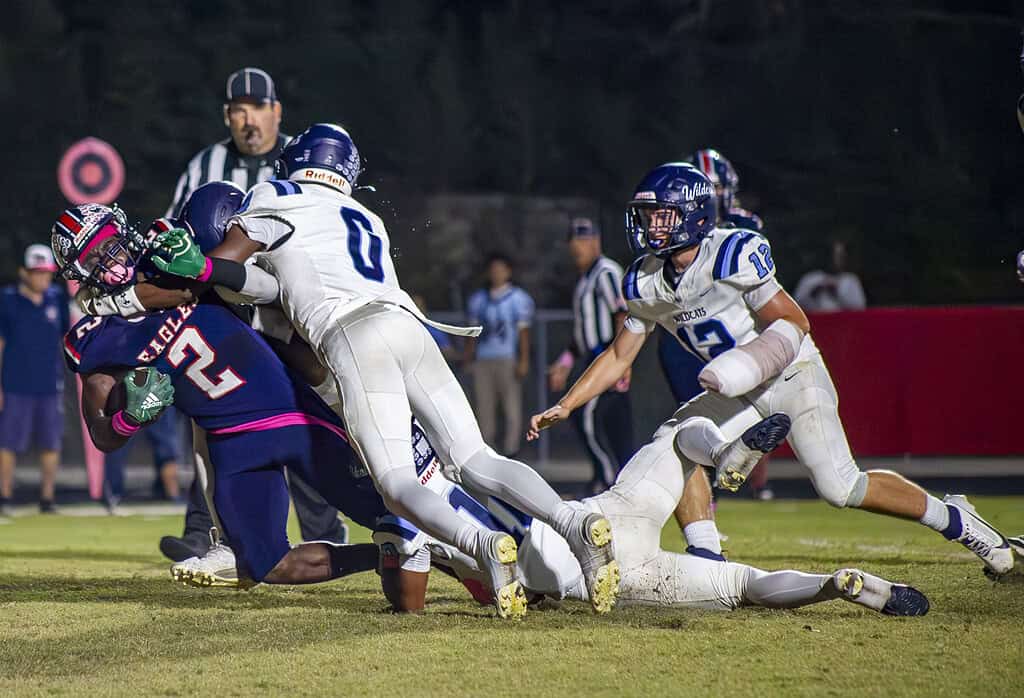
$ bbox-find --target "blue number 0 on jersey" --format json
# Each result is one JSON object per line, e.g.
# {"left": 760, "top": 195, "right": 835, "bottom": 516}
{"left": 341, "top": 207, "right": 384, "bottom": 282}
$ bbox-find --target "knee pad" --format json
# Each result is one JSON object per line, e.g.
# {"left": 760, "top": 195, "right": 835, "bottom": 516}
{"left": 844, "top": 471, "right": 869, "bottom": 508}
{"left": 818, "top": 470, "right": 868, "bottom": 509}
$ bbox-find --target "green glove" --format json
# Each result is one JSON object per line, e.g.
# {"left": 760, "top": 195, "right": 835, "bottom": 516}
{"left": 150, "top": 228, "right": 209, "bottom": 279}
{"left": 123, "top": 367, "right": 175, "bottom": 425}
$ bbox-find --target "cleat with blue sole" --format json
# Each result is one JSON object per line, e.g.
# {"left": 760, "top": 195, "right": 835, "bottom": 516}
{"left": 882, "top": 585, "right": 930, "bottom": 617}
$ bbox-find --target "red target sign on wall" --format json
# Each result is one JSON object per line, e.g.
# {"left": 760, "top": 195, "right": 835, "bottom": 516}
{"left": 57, "top": 137, "right": 125, "bottom": 204}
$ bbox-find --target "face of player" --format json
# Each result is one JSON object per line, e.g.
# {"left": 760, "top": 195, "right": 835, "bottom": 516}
{"left": 19, "top": 268, "right": 53, "bottom": 294}
{"left": 487, "top": 260, "right": 512, "bottom": 289}
{"left": 225, "top": 98, "right": 282, "bottom": 156}
{"left": 639, "top": 206, "right": 684, "bottom": 249}
{"left": 78, "top": 230, "right": 137, "bottom": 289}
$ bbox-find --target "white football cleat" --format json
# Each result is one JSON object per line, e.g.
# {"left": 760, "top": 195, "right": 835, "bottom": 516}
{"left": 563, "top": 511, "right": 619, "bottom": 614}
{"left": 832, "top": 568, "right": 929, "bottom": 616}
{"left": 943, "top": 495, "right": 1013, "bottom": 576}
{"left": 712, "top": 413, "right": 791, "bottom": 492}
{"left": 170, "top": 528, "right": 257, "bottom": 590}
{"left": 476, "top": 531, "right": 527, "bottom": 620}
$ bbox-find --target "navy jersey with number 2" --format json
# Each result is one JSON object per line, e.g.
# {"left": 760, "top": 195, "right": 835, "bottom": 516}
{"left": 63, "top": 301, "right": 338, "bottom": 434}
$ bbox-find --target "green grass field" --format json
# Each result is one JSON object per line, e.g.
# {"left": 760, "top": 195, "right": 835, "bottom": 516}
{"left": 1, "top": 497, "right": 1022, "bottom": 697}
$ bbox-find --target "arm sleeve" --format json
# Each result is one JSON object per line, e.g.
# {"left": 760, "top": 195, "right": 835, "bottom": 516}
{"left": 227, "top": 183, "right": 296, "bottom": 250}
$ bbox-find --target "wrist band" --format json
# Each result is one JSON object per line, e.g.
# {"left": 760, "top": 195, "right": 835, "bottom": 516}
{"left": 556, "top": 350, "right": 574, "bottom": 369}
{"left": 197, "top": 257, "right": 214, "bottom": 282}
{"left": 111, "top": 410, "right": 141, "bottom": 437}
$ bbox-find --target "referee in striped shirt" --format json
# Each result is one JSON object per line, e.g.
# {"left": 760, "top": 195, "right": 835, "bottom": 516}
{"left": 166, "top": 67, "right": 289, "bottom": 218}
{"left": 547, "top": 218, "right": 634, "bottom": 493}
{"left": 159, "top": 67, "right": 349, "bottom": 560}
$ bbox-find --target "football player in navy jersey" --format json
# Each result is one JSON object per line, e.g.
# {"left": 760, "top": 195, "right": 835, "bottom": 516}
{"left": 52, "top": 203, "right": 390, "bottom": 592}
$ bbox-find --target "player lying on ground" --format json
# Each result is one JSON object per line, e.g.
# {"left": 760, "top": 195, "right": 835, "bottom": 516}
{"left": 370, "top": 413, "right": 928, "bottom": 615}
{"left": 51, "top": 203, "right": 401, "bottom": 592}
{"left": 529, "top": 162, "right": 1014, "bottom": 578}
{"left": 142, "top": 123, "right": 618, "bottom": 618}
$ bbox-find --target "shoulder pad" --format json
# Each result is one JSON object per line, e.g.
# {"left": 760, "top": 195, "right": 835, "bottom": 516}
{"left": 621, "top": 255, "right": 658, "bottom": 301}
{"left": 712, "top": 229, "right": 764, "bottom": 281}
{"left": 239, "top": 180, "right": 304, "bottom": 214}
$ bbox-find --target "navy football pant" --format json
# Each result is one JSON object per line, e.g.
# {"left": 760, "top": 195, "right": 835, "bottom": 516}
{"left": 656, "top": 326, "right": 705, "bottom": 405}
{"left": 204, "top": 425, "right": 387, "bottom": 581}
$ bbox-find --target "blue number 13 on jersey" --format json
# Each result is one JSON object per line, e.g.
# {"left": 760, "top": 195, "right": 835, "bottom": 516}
{"left": 341, "top": 207, "right": 384, "bottom": 281}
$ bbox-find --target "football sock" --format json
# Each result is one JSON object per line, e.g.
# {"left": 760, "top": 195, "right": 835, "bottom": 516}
{"left": 326, "top": 543, "right": 379, "bottom": 579}
{"left": 674, "top": 417, "right": 724, "bottom": 467}
{"left": 919, "top": 495, "right": 956, "bottom": 536}
{"left": 683, "top": 520, "right": 722, "bottom": 555}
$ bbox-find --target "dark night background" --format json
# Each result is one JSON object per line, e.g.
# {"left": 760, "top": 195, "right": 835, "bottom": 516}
{"left": 1, "top": 0, "right": 1022, "bottom": 308}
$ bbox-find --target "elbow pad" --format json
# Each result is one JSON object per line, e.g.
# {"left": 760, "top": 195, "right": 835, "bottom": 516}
{"left": 77, "top": 286, "right": 146, "bottom": 317}
{"left": 698, "top": 319, "right": 804, "bottom": 397}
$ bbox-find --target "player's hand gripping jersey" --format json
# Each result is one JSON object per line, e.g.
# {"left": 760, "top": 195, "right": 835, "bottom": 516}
{"left": 64, "top": 300, "right": 340, "bottom": 435}
{"left": 621, "top": 227, "right": 818, "bottom": 369}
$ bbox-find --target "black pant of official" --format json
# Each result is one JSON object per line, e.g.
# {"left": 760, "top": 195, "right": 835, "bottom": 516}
{"left": 182, "top": 470, "right": 347, "bottom": 546}
{"left": 571, "top": 390, "right": 634, "bottom": 490}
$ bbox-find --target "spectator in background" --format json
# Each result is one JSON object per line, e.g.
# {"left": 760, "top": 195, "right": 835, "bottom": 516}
{"left": 0, "top": 246, "right": 69, "bottom": 516}
{"left": 158, "top": 67, "right": 348, "bottom": 561}
{"left": 548, "top": 218, "right": 633, "bottom": 493}
{"left": 464, "top": 253, "right": 534, "bottom": 457}
{"left": 794, "top": 240, "right": 866, "bottom": 312}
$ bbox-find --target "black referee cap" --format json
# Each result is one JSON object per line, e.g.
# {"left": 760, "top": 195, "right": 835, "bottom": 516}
{"left": 226, "top": 67, "right": 277, "bottom": 103}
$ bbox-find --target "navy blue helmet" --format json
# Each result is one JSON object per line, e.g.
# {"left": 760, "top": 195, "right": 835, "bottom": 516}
{"left": 179, "top": 181, "right": 246, "bottom": 254}
{"left": 274, "top": 123, "right": 361, "bottom": 194}
{"left": 626, "top": 163, "right": 717, "bottom": 257}
{"left": 692, "top": 148, "right": 739, "bottom": 215}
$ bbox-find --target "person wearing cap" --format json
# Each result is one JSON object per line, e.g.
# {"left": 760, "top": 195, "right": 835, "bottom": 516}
{"left": 547, "top": 218, "right": 634, "bottom": 493}
{"left": 165, "top": 67, "right": 288, "bottom": 219}
{"left": 0, "top": 245, "right": 70, "bottom": 515}
{"left": 158, "top": 67, "right": 349, "bottom": 561}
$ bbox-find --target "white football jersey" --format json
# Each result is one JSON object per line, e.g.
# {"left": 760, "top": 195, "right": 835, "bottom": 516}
{"left": 622, "top": 227, "right": 818, "bottom": 364}
{"left": 229, "top": 180, "right": 411, "bottom": 349}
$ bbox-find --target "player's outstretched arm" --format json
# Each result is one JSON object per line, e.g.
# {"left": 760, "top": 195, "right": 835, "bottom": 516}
{"left": 151, "top": 225, "right": 279, "bottom": 304}
{"left": 75, "top": 281, "right": 196, "bottom": 317}
{"left": 527, "top": 324, "right": 646, "bottom": 440}
{"left": 81, "top": 368, "right": 175, "bottom": 452}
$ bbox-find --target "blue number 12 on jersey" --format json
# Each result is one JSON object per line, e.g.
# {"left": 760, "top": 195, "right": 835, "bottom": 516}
{"left": 341, "top": 207, "right": 385, "bottom": 281}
